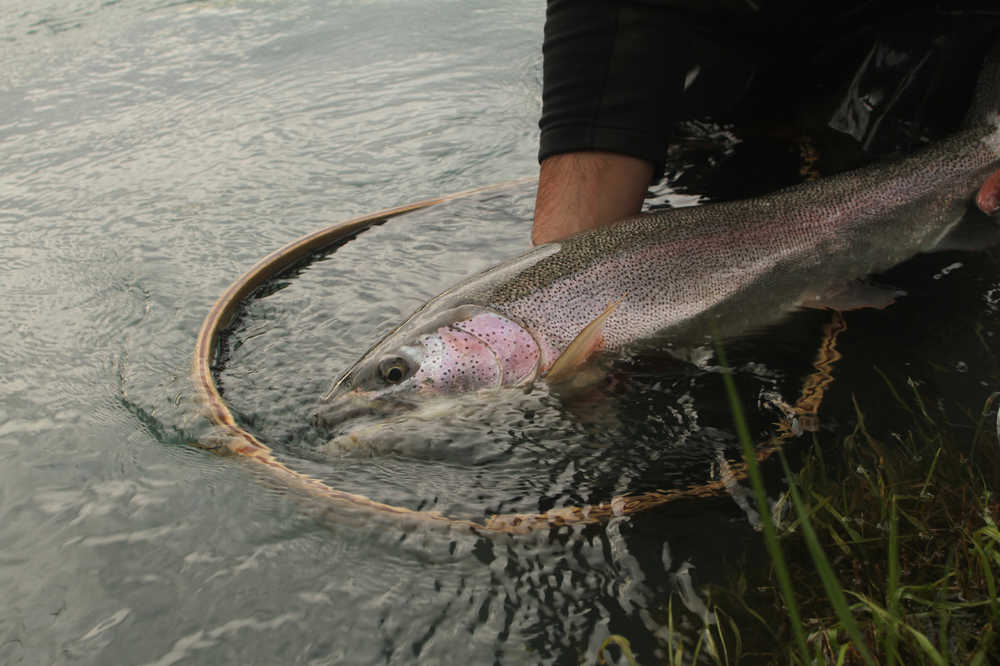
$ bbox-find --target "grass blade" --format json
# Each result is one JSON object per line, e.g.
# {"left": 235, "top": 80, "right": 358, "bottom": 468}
{"left": 886, "top": 494, "right": 900, "bottom": 666}
{"left": 778, "top": 451, "right": 876, "bottom": 666}
{"left": 852, "top": 595, "right": 947, "bottom": 666}
{"left": 715, "top": 340, "right": 812, "bottom": 664}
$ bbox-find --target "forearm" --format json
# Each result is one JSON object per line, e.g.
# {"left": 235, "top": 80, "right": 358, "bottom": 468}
{"left": 532, "top": 152, "right": 652, "bottom": 245}
{"left": 532, "top": 0, "right": 681, "bottom": 244}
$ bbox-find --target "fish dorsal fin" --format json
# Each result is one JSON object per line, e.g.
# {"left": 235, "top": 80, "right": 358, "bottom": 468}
{"left": 544, "top": 298, "right": 622, "bottom": 385}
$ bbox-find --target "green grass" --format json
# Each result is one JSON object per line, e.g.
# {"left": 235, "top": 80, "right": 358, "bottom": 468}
{"left": 625, "top": 356, "right": 1000, "bottom": 665}
{"left": 731, "top": 369, "right": 1000, "bottom": 665}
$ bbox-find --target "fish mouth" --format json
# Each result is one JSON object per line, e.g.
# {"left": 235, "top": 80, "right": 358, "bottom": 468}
{"left": 311, "top": 391, "right": 417, "bottom": 429}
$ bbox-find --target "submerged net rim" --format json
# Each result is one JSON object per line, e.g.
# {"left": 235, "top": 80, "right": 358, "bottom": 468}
{"left": 190, "top": 178, "right": 842, "bottom": 535}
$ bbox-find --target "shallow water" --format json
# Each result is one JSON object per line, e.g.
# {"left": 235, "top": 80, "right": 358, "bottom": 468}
{"left": 3, "top": 1, "right": 999, "bottom": 664}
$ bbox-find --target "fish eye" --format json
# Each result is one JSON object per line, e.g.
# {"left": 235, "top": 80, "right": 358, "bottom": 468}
{"left": 377, "top": 356, "right": 410, "bottom": 384}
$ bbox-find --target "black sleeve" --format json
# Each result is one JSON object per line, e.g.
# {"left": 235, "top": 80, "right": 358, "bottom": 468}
{"left": 538, "top": 1, "right": 748, "bottom": 180}
{"left": 539, "top": 0, "right": 1000, "bottom": 181}
{"left": 539, "top": 0, "right": 676, "bottom": 176}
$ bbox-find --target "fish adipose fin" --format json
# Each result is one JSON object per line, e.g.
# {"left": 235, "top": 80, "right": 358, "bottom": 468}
{"left": 798, "top": 282, "right": 905, "bottom": 311}
{"left": 545, "top": 298, "right": 622, "bottom": 384}
{"left": 977, "top": 168, "right": 1000, "bottom": 216}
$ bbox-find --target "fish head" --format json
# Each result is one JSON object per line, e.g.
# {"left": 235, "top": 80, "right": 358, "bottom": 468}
{"left": 317, "top": 305, "right": 541, "bottom": 423}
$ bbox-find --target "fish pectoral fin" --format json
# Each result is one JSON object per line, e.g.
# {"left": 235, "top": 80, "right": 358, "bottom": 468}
{"left": 976, "top": 168, "right": 1000, "bottom": 216}
{"left": 549, "top": 365, "right": 610, "bottom": 395}
{"left": 544, "top": 298, "right": 622, "bottom": 385}
{"left": 798, "top": 281, "right": 905, "bottom": 311}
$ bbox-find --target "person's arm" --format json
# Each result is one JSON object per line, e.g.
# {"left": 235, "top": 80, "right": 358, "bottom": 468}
{"left": 531, "top": 0, "right": 677, "bottom": 245}
{"left": 532, "top": 151, "right": 652, "bottom": 245}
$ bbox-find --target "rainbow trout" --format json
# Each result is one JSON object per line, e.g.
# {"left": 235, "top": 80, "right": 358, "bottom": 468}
{"left": 319, "top": 45, "right": 1000, "bottom": 422}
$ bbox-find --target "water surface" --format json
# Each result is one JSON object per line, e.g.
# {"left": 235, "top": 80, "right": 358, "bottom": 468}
{"left": 3, "top": 1, "right": 998, "bottom": 664}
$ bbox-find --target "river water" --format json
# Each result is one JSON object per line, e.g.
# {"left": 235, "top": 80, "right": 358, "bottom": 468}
{"left": 3, "top": 1, "right": 999, "bottom": 664}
